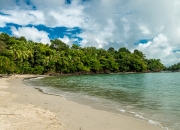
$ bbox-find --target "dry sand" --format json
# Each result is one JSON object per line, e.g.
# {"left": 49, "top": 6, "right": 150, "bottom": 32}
{"left": 0, "top": 75, "right": 166, "bottom": 130}
{"left": 0, "top": 75, "right": 63, "bottom": 130}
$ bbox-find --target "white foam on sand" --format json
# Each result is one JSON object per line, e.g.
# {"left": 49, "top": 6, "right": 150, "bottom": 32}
{"left": 134, "top": 114, "right": 168, "bottom": 130}
{"left": 118, "top": 109, "right": 126, "bottom": 113}
{"left": 117, "top": 109, "right": 168, "bottom": 130}
{"left": 29, "top": 76, "right": 45, "bottom": 80}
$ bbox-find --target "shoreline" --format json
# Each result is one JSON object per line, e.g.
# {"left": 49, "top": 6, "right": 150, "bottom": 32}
{"left": 1, "top": 75, "right": 166, "bottom": 130}
{"left": 26, "top": 75, "right": 169, "bottom": 130}
{"left": 0, "top": 70, "right": 169, "bottom": 78}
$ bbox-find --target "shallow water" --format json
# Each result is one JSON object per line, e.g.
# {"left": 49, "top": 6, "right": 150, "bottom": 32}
{"left": 24, "top": 72, "right": 180, "bottom": 130}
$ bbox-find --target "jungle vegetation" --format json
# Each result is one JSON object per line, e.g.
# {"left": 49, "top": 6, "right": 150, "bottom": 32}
{"left": 0, "top": 33, "right": 165, "bottom": 75}
{"left": 167, "top": 62, "right": 180, "bottom": 71}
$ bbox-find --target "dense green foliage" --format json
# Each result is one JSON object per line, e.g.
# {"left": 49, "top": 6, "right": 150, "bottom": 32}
{"left": 167, "top": 62, "right": 180, "bottom": 71}
{"left": 0, "top": 33, "right": 165, "bottom": 74}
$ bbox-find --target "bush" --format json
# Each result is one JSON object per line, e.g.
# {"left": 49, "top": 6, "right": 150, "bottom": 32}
{"left": 23, "top": 67, "right": 34, "bottom": 74}
{"left": 0, "top": 56, "right": 15, "bottom": 74}
{"left": 33, "top": 66, "right": 44, "bottom": 74}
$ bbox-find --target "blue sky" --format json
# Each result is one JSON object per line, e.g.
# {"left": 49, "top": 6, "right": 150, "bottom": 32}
{"left": 0, "top": 0, "right": 180, "bottom": 66}
{"left": 0, "top": 23, "right": 82, "bottom": 44}
{"left": 0, "top": 0, "right": 83, "bottom": 44}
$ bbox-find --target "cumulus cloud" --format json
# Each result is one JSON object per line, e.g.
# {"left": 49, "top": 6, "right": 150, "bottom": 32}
{"left": 137, "top": 34, "right": 171, "bottom": 58}
{"left": 136, "top": 34, "right": 176, "bottom": 66}
{"left": 11, "top": 26, "right": 50, "bottom": 44}
{"left": 0, "top": 0, "right": 85, "bottom": 28}
{"left": 0, "top": 9, "right": 45, "bottom": 26}
{"left": 77, "top": 0, "right": 180, "bottom": 65}
{"left": 0, "top": 0, "right": 17, "bottom": 9}
{"left": 59, "top": 35, "right": 74, "bottom": 46}
{"left": 1, "top": 0, "right": 180, "bottom": 65}
{"left": 139, "top": 24, "right": 151, "bottom": 35}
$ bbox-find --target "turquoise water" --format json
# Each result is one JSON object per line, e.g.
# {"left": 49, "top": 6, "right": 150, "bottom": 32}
{"left": 25, "top": 73, "right": 180, "bottom": 130}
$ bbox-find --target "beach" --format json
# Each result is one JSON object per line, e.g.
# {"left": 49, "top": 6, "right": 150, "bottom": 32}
{"left": 0, "top": 75, "right": 165, "bottom": 130}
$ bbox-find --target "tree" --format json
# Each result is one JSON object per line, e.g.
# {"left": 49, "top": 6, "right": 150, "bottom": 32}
{"left": 0, "top": 56, "right": 15, "bottom": 74}
{"left": 147, "top": 59, "right": 164, "bottom": 71}
{"left": 133, "top": 49, "right": 146, "bottom": 60}
{"left": 19, "top": 36, "right": 27, "bottom": 42}
{"left": 90, "top": 59, "right": 101, "bottom": 72}
{"left": 129, "top": 54, "right": 147, "bottom": 72}
{"left": 0, "top": 33, "right": 167, "bottom": 74}
{"left": 50, "top": 39, "right": 69, "bottom": 52}
{"left": 0, "top": 33, "right": 10, "bottom": 42}
{"left": 118, "top": 47, "right": 131, "bottom": 54}
{"left": 107, "top": 47, "right": 115, "bottom": 53}
{"left": 116, "top": 52, "right": 131, "bottom": 72}
{"left": 71, "top": 44, "right": 80, "bottom": 50}
{"left": 0, "top": 40, "right": 7, "bottom": 55}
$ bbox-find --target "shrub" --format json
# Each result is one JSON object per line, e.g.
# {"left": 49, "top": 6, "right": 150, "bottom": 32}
{"left": 33, "top": 66, "right": 44, "bottom": 74}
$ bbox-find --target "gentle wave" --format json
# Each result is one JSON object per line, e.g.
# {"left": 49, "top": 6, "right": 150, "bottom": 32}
{"left": 24, "top": 73, "right": 180, "bottom": 130}
{"left": 117, "top": 108, "right": 168, "bottom": 130}
{"left": 32, "top": 83, "right": 169, "bottom": 130}
{"left": 29, "top": 76, "right": 45, "bottom": 80}
{"left": 118, "top": 109, "right": 126, "bottom": 113}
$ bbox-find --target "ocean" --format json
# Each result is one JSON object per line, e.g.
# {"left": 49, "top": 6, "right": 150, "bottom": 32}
{"left": 24, "top": 72, "right": 180, "bottom": 130}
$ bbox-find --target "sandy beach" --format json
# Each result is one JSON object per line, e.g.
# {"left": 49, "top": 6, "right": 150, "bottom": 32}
{"left": 0, "top": 75, "right": 166, "bottom": 130}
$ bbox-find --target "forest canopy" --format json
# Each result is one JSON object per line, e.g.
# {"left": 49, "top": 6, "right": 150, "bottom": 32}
{"left": 0, "top": 33, "right": 166, "bottom": 75}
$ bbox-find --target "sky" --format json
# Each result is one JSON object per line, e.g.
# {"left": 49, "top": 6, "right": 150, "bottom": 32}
{"left": 0, "top": 0, "right": 180, "bottom": 66}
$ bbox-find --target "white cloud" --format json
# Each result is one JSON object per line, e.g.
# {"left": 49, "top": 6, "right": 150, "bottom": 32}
{"left": 136, "top": 34, "right": 177, "bottom": 66}
{"left": 59, "top": 36, "right": 74, "bottom": 46}
{"left": 29, "top": 0, "right": 64, "bottom": 9}
{"left": 77, "top": 0, "right": 180, "bottom": 65}
{"left": 11, "top": 26, "right": 50, "bottom": 44}
{"left": 139, "top": 24, "right": 151, "bottom": 35}
{"left": 0, "top": 0, "right": 85, "bottom": 28}
{"left": 0, "top": 9, "right": 45, "bottom": 26}
{"left": 0, "top": 21, "right": 6, "bottom": 27}
{"left": 1, "top": 0, "right": 180, "bottom": 65}
{"left": 0, "top": 0, "right": 17, "bottom": 9}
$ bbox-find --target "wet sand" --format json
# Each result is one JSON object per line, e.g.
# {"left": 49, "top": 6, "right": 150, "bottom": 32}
{"left": 0, "top": 75, "right": 166, "bottom": 130}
